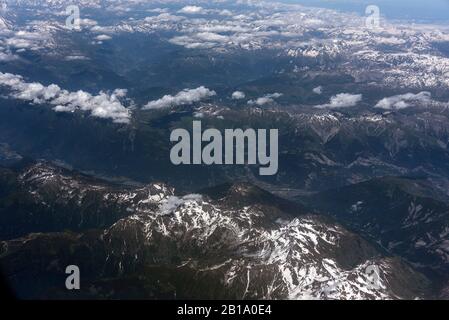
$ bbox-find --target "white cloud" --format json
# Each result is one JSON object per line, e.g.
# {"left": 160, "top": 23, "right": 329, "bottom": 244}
{"left": 64, "top": 55, "right": 89, "bottom": 61}
{"left": 0, "top": 72, "right": 131, "bottom": 123}
{"left": 144, "top": 13, "right": 185, "bottom": 23}
{"left": 2, "top": 23, "right": 55, "bottom": 52}
{"left": 6, "top": 38, "right": 33, "bottom": 49}
{"left": 315, "top": 93, "right": 362, "bottom": 109}
{"left": 169, "top": 31, "right": 233, "bottom": 49}
{"left": 147, "top": 8, "right": 169, "bottom": 14}
{"left": 313, "top": 86, "right": 323, "bottom": 94}
{"left": 95, "top": 34, "right": 112, "bottom": 41}
{"left": 231, "top": 91, "right": 246, "bottom": 100}
{"left": 196, "top": 32, "right": 229, "bottom": 43}
{"left": 80, "top": 19, "right": 98, "bottom": 27}
{"left": 0, "top": 51, "right": 18, "bottom": 61}
{"left": 248, "top": 93, "right": 283, "bottom": 106}
{"left": 178, "top": 6, "right": 205, "bottom": 14}
{"left": 143, "top": 86, "right": 216, "bottom": 110}
{"left": 219, "top": 9, "right": 233, "bottom": 16}
{"left": 169, "top": 36, "right": 216, "bottom": 49}
{"left": 375, "top": 92, "right": 432, "bottom": 110}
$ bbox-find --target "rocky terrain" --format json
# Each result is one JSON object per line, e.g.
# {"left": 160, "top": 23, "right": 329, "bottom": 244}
{"left": 0, "top": 162, "right": 432, "bottom": 299}
{"left": 301, "top": 177, "right": 449, "bottom": 289}
{"left": 1, "top": 0, "right": 449, "bottom": 300}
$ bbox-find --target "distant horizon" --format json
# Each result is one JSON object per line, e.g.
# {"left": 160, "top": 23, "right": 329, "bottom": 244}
{"left": 281, "top": 0, "right": 449, "bottom": 23}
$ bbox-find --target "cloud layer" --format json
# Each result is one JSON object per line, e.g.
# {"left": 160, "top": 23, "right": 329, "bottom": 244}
{"left": 143, "top": 86, "right": 216, "bottom": 110}
{"left": 0, "top": 72, "right": 131, "bottom": 123}
{"left": 375, "top": 92, "right": 432, "bottom": 110}
{"left": 315, "top": 93, "right": 362, "bottom": 109}
{"left": 313, "top": 86, "right": 323, "bottom": 95}
{"left": 231, "top": 91, "right": 245, "bottom": 100}
{"left": 178, "top": 6, "right": 205, "bottom": 15}
{"left": 248, "top": 93, "right": 283, "bottom": 106}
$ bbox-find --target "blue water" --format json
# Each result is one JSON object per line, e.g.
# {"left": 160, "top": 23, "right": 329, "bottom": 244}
{"left": 281, "top": 0, "right": 449, "bottom": 23}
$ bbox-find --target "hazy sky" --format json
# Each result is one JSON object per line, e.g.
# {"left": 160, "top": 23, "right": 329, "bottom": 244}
{"left": 281, "top": 0, "right": 449, "bottom": 22}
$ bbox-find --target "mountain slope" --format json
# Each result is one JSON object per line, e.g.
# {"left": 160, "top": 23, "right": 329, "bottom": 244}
{"left": 302, "top": 177, "right": 449, "bottom": 284}
{"left": 0, "top": 164, "right": 432, "bottom": 299}
{"left": 0, "top": 161, "right": 173, "bottom": 240}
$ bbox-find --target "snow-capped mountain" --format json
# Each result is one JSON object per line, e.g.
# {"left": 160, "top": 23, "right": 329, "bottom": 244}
{"left": 303, "top": 177, "right": 449, "bottom": 282}
{"left": 2, "top": 0, "right": 449, "bottom": 91}
{"left": 0, "top": 161, "right": 174, "bottom": 239}
{"left": 1, "top": 0, "right": 449, "bottom": 301}
{"left": 0, "top": 162, "right": 431, "bottom": 299}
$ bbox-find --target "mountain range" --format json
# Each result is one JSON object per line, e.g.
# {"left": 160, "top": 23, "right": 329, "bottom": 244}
{"left": 1, "top": 0, "right": 449, "bottom": 300}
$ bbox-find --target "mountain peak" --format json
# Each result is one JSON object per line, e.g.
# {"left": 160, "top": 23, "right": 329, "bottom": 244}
{"left": 200, "top": 182, "right": 308, "bottom": 216}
